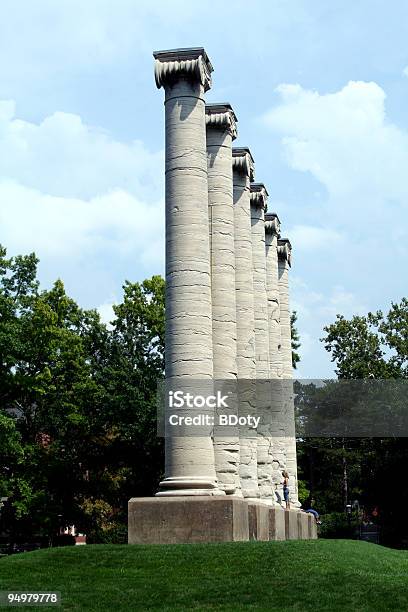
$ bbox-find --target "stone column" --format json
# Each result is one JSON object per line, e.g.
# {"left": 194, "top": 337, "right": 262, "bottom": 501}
{"left": 250, "top": 184, "right": 270, "bottom": 379}
{"left": 232, "top": 147, "right": 258, "bottom": 500}
{"left": 250, "top": 184, "right": 273, "bottom": 502}
{"left": 153, "top": 47, "right": 220, "bottom": 496}
{"left": 278, "top": 238, "right": 300, "bottom": 506}
{"left": 265, "top": 213, "right": 286, "bottom": 504}
{"left": 265, "top": 214, "right": 282, "bottom": 379}
{"left": 206, "top": 103, "right": 240, "bottom": 496}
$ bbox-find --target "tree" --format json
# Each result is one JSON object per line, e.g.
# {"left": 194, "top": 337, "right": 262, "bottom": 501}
{"left": 296, "top": 297, "right": 408, "bottom": 546}
{"left": 0, "top": 245, "right": 165, "bottom": 542}
{"left": 291, "top": 311, "right": 301, "bottom": 369}
{"left": 321, "top": 300, "right": 408, "bottom": 379}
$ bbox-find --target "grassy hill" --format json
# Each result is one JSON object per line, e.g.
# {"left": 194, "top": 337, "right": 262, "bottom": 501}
{"left": 0, "top": 540, "right": 407, "bottom": 611}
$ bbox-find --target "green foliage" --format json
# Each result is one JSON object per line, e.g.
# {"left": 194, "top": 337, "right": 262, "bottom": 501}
{"left": 0, "top": 245, "right": 164, "bottom": 541}
{"left": 322, "top": 299, "right": 408, "bottom": 378}
{"left": 290, "top": 310, "right": 301, "bottom": 369}
{"left": 318, "top": 512, "right": 359, "bottom": 539}
{"left": 296, "top": 297, "right": 408, "bottom": 547}
{"left": 86, "top": 521, "right": 128, "bottom": 545}
{"left": 297, "top": 479, "right": 310, "bottom": 505}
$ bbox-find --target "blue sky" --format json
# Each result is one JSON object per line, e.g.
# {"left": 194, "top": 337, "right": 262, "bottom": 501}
{"left": 1, "top": 0, "right": 407, "bottom": 377}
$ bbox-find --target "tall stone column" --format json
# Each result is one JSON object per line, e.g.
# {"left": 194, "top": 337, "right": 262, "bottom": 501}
{"left": 250, "top": 184, "right": 270, "bottom": 379}
{"left": 250, "top": 184, "right": 273, "bottom": 502}
{"left": 232, "top": 147, "right": 258, "bottom": 500}
{"left": 206, "top": 103, "right": 240, "bottom": 496}
{"left": 265, "top": 213, "right": 286, "bottom": 503}
{"left": 278, "top": 238, "right": 300, "bottom": 506}
{"left": 265, "top": 214, "right": 282, "bottom": 379}
{"left": 153, "top": 47, "right": 220, "bottom": 496}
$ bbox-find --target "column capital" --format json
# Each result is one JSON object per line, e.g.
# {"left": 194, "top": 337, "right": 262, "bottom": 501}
{"left": 265, "top": 212, "right": 281, "bottom": 236}
{"left": 205, "top": 103, "right": 238, "bottom": 139}
{"left": 232, "top": 147, "right": 255, "bottom": 180}
{"left": 250, "top": 183, "right": 268, "bottom": 211}
{"left": 277, "top": 238, "right": 292, "bottom": 266}
{"left": 153, "top": 47, "right": 213, "bottom": 92}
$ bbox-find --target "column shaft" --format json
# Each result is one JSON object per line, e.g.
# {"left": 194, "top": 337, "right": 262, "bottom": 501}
{"left": 250, "top": 184, "right": 272, "bottom": 502}
{"left": 206, "top": 104, "right": 240, "bottom": 495}
{"left": 278, "top": 239, "right": 300, "bottom": 506}
{"left": 232, "top": 148, "right": 258, "bottom": 499}
{"left": 265, "top": 214, "right": 286, "bottom": 505}
{"left": 153, "top": 48, "right": 220, "bottom": 496}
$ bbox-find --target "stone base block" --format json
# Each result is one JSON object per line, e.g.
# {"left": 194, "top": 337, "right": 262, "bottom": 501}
{"left": 268, "top": 506, "right": 286, "bottom": 541}
{"left": 308, "top": 514, "right": 318, "bottom": 539}
{"left": 248, "top": 502, "right": 270, "bottom": 541}
{"left": 297, "top": 511, "right": 309, "bottom": 539}
{"left": 284, "top": 509, "right": 299, "bottom": 540}
{"left": 128, "top": 496, "right": 249, "bottom": 544}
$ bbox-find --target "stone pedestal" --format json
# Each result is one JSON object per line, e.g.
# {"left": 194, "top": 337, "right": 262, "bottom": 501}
{"left": 128, "top": 497, "right": 249, "bottom": 544}
{"left": 268, "top": 506, "right": 286, "bottom": 541}
{"left": 297, "top": 512, "right": 309, "bottom": 539}
{"left": 284, "top": 509, "right": 299, "bottom": 540}
{"left": 248, "top": 502, "right": 270, "bottom": 541}
{"left": 308, "top": 514, "right": 318, "bottom": 539}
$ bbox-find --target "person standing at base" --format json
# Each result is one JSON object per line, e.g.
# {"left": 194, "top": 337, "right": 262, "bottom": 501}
{"left": 282, "top": 470, "right": 290, "bottom": 509}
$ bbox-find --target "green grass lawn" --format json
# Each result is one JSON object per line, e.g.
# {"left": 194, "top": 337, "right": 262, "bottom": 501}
{"left": 0, "top": 540, "right": 407, "bottom": 611}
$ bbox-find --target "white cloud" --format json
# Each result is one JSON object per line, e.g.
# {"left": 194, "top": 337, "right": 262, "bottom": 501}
{"left": 0, "top": 100, "right": 164, "bottom": 305}
{"left": 0, "top": 179, "right": 163, "bottom": 256}
{"left": 263, "top": 81, "right": 408, "bottom": 205}
{"left": 0, "top": 100, "right": 163, "bottom": 200}
{"left": 403, "top": 66, "right": 408, "bottom": 78}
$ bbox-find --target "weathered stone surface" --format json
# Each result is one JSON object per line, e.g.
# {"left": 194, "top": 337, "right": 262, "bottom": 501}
{"left": 232, "top": 147, "right": 258, "bottom": 500}
{"left": 265, "top": 213, "right": 287, "bottom": 502}
{"left": 250, "top": 184, "right": 273, "bottom": 503}
{"left": 297, "top": 511, "right": 309, "bottom": 539}
{"left": 206, "top": 103, "right": 240, "bottom": 496}
{"left": 250, "top": 184, "right": 270, "bottom": 381}
{"left": 308, "top": 514, "right": 318, "bottom": 539}
{"left": 284, "top": 509, "right": 299, "bottom": 540}
{"left": 248, "top": 502, "right": 270, "bottom": 541}
{"left": 154, "top": 47, "right": 213, "bottom": 92}
{"left": 153, "top": 47, "right": 220, "bottom": 496}
{"left": 128, "top": 497, "right": 249, "bottom": 544}
{"left": 278, "top": 239, "right": 300, "bottom": 507}
{"left": 268, "top": 506, "right": 286, "bottom": 541}
{"left": 265, "top": 213, "right": 282, "bottom": 380}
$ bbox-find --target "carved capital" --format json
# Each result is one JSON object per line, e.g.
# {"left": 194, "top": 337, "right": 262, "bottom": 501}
{"left": 205, "top": 103, "right": 238, "bottom": 139}
{"left": 250, "top": 183, "right": 268, "bottom": 211}
{"left": 232, "top": 147, "right": 255, "bottom": 181}
{"left": 153, "top": 47, "right": 213, "bottom": 92}
{"left": 277, "top": 238, "right": 292, "bottom": 267}
{"left": 265, "top": 212, "right": 281, "bottom": 236}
